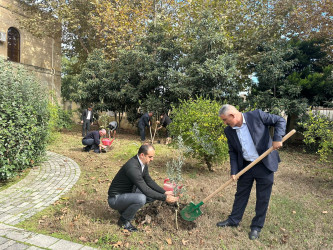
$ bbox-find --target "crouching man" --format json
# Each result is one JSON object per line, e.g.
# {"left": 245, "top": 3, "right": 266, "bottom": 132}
{"left": 82, "top": 129, "right": 107, "bottom": 153}
{"left": 108, "top": 144, "right": 178, "bottom": 232}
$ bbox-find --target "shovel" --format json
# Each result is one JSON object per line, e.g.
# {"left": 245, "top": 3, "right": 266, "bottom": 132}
{"left": 180, "top": 129, "right": 296, "bottom": 221}
{"left": 149, "top": 126, "right": 153, "bottom": 142}
{"left": 152, "top": 123, "right": 158, "bottom": 144}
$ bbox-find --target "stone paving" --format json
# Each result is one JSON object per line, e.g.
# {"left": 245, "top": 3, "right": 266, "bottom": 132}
{"left": 0, "top": 151, "right": 96, "bottom": 250}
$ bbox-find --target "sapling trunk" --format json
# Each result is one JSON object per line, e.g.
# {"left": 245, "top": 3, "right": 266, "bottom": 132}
{"left": 175, "top": 201, "right": 179, "bottom": 230}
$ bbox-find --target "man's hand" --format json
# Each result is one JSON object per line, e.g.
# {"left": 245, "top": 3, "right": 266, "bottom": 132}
{"left": 91, "top": 122, "right": 93, "bottom": 125}
{"left": 272, "top": 141, "right": 283, "bottom": 150}
{"left": 166, "top": 194, "right": 179, "bottom": 203}
{"left": 231, "top": 175, "right": 238, "bottom": 181}
{"left": 165, "top": 190, "right": 173, "bottom": 195}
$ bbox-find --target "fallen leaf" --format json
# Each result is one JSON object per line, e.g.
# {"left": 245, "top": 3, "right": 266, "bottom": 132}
{"left": 125, "top": 243, "right": 129, "bottom": 248}
{"left": 139, "top": 241, "right": 144, "bottom": 245}
{"left": 292, "top": 211, "right": 296, "bottom": 214}
{"left": 182, "top": 239, "right": 189, "bottom": 245}
{"left": 112, "top": 241, "right": 123, "bottom": 248}
{"left": 322, "top": 211, "right": 328, "bottom": 214}
{"left": 76, "top": 200, "right": 85, "bottom": 204}
{"left": 166, "top": 238, "right": 172, "bottom": 245}
{"left": 79, "top": 236, "right": 88, "bottom": 242}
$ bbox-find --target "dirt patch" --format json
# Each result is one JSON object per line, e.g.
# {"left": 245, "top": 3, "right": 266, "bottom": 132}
{"left": 135, "top": 201, "right": 196, "bottom": 232}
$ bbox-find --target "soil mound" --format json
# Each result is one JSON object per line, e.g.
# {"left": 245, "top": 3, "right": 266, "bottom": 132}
{"left": 136, "top": 201, "right": 196, "bottom": 231}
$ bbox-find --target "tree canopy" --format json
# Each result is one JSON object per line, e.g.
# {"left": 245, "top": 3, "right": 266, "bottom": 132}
{"left": 19, "top": 0, "right": 333, "bottom": 125}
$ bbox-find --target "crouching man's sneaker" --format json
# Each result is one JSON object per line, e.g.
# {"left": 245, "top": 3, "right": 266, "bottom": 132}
{"left": 117, "top": 217, "right": 137, "bottom": 232}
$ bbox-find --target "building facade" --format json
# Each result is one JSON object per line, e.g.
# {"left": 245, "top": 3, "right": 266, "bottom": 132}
{"left": 0, "top": 0, "right": 61, "bottom": 100}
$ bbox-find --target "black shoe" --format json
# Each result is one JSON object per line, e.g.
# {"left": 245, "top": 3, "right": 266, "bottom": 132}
{"left": 83, "top": 146, "right": 90, "bottom": 152}
{"left": 117, "top": 218, "right": 137, "bottom": 232}
{"left": 249, "top": 229, "right": 260, "bottom": 240}
{"left": 216, "top": 219, "right": 238, "bottom": 227}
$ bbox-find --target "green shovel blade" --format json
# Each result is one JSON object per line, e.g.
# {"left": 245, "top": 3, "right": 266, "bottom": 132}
{"left": 180, "top": 201, "right": 204, "bottom": 221}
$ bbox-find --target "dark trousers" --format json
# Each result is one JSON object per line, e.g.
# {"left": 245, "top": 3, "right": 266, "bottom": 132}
{"left": 228, "top": 162, "right": 274, "bottom": 231}
{"left": 138, "top": 125, "right": 146, "bottom": 141}
{"left": 82, "top": 120, "right": 91, "bottom": 137}
{"left": 108, "top": 189, "right": 155, "bottom": 221}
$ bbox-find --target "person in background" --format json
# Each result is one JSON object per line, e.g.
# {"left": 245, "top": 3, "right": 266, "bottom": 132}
{"left": 82, "top": 129, "right": 107, "bottom": 153}
{"left": 217, "top": 104, "right": 286, "bottom": 240}
{"left": 156, "top": 113, "right": 172, "bottom": 144}
{"left": 108, "top": 144, "right": 178, "bottom": 232}
{"left": 81, "top": 105, "right": 94, "bottom": 137}
{"left": 107, "top": 121, "right": 118, "bottom": 139}
{"left": 138, "top": 111, "right": 153, "bottom": 142}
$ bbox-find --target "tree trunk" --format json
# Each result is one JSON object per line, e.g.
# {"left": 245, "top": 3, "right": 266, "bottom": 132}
{"left": 204, "top": 155, "right": 213, "bottom": 171}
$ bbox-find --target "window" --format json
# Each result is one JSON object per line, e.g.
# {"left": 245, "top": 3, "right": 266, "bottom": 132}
{"left": 7, "top": 27, "right": 20, "bottom": 62}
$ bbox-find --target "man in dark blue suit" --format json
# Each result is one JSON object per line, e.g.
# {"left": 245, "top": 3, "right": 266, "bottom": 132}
{"left": 217, "top": 104, "right": 286, "bottom": 240}
{"left": 138, "top": 111, "right": 153, "bottom": 142}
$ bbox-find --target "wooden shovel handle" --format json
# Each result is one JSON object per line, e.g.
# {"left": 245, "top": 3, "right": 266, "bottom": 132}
{"left": 202, "top": 129, "right": 296, "bottom": 203}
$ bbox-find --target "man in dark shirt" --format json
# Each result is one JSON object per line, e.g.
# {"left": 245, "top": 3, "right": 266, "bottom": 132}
{"left": 138, "top": 112, "right": 153, "bottom": 142}
{"left": 108, "top": 144, "right": 178, "bottom": 231}
{"left": 157, "top": 113, "right": 172, "bottom": 144}
{"left": 82, "top": 129, "right": 107, "bottom": 153}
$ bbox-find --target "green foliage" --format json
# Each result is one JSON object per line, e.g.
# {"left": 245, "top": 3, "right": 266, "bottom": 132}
{"left": 168, "top": 97, "right": 228, "bottom": 171}
{"left": 0, "top": 58, "right": 49, "bottom": 180}
{"left": 47, "top": 98, "right": 73, "bottom": 142}
{"left": 166, "top": 136, "right": 191, "bottom": 197}
{"left": 298, "top": 111, "right": 333, "bottom": 163}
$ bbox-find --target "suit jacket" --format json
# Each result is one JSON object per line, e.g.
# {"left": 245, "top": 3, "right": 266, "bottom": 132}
{"left": 138, "top": 113, "right": 150, "bottom": 128}
{"left": 108, "top": 156, "right": 166, "bottom": 201}
{"left": 81, "top": 109, "right": 94, "bottom": 123}
{"left": 224, "top": 109, "right": 286, "bottom": 175}
{"left": 83, "top": 131, "right": 100, "bottom": 146}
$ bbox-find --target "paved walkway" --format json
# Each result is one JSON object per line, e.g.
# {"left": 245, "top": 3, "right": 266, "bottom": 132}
{"left": 0, "top": 151, "right": 96, "bottom": 250}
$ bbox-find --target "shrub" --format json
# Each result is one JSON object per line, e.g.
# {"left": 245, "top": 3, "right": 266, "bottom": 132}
{"left": 47, "top": 96, "right": 73, "bottom": 142}
{"left": 168, "top": 97, "right": 228, "bottom": 171}
{"left": 0, "top": 58, "right": 49, "bottom": 180}
{"left": 298, "top": 111, "right": 333, "bottom": 163}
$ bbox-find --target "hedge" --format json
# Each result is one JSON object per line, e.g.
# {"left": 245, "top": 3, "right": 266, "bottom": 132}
{"left": 0, "top": 58, "right": 49, "bottom": 180}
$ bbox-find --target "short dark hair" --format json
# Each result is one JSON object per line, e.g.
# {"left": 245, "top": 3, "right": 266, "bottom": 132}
{"left": 138, "top": 144, "right": 155, "bottom": 155}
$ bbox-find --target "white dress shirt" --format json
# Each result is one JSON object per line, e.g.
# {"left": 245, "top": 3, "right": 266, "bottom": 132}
{"left": 232, "top": 114, "right": 259, "bottom": 162}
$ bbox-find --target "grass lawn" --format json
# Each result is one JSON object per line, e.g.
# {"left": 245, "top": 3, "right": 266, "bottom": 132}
{"left": 17, "top": 125, "right": 333, "bottom": 249}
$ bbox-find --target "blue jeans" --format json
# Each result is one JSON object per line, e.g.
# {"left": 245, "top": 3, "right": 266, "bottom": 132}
{"left": 108, "top": 189, "right": 155, "bottom": 221}
{"left": 82, "top": 138, "right": 99, "bottom": 152}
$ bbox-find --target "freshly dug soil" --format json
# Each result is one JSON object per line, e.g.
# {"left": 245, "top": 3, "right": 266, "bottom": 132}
{"left": 135, "top": 201, "right": 196, "bottom": 231}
